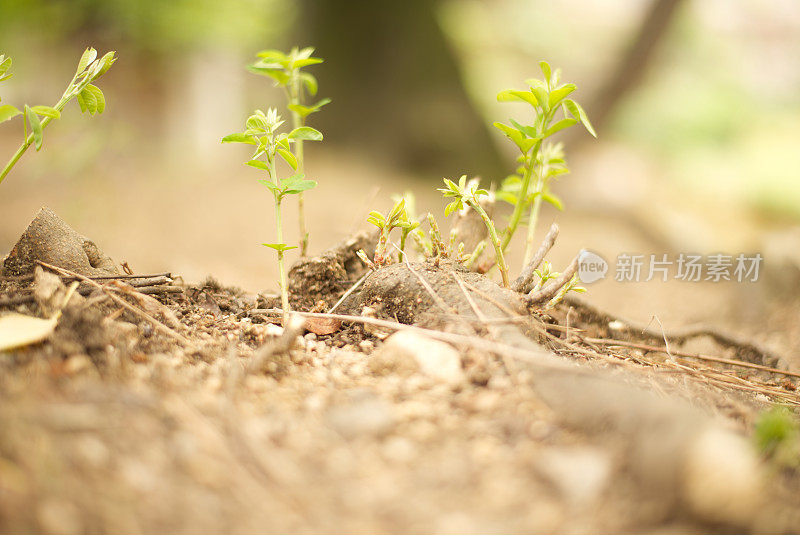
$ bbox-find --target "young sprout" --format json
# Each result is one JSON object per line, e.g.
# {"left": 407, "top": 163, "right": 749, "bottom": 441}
{"left": 366, "top": 198, "right": 413, "bottom": 267}
{"left": 222, "top": 108, "right": 322, "bottom": 324}
{"left": 0, "top": 47, "right": 116, "bottom": 185}
{"left": 531, "top": 260, "right": 559, "bottom": 293}
{"left": 439, "top": 175, "right": 510, "bottom": 288}
{"left": 493, "top": 61, "right": 595, "bottom": 267}
{"left": 545, "top": 273, "right": 586, "bottom": 310}
{"left": 390, "top": 192, "right": 422, "bottom": 262}
{"left": 248, "top": 47, "right": 330, "bottom": 256}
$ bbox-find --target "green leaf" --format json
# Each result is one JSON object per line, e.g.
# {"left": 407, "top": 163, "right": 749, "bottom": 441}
{"left": 77, "top": 47, "right": 97, "bottom": 73}
{"left": 539, "top": 61, "right": 552, "bottom": 85}
{"left": 263, "top": 243, "right": 297, "bottom": 253}
{"left": 493, "top": 121, "right": 525, "bottom": 149}
{"left": 548, "top": 83, "right": 576, "bottom": 109}
{"left": 0, "top": 104, "right": 21, "bottom": 124}
{"left": 30, "top": 105, "right": 60, "bottom": 119}
{"left": 282, "top": 178, "right": 317, "bottom": 195}
{"left": 300, "top": 72, "right": 318, "bottom": 96}
{"left": 495, "top": 191, "right": 518, "bottom": 206}
{"left": 540, "top": 192, "right": 564, "bottom": 210}
{"left": 277, "top": 148, "right": 298, "bottom": 170}
{"left": 0, "top": 55, "right": 13, "bottom": 79}
{"left": 287, "top": 97, "right": 331, "bottom": 119}
{"left": 509, "top": 118, "right": 537, "bottom": 138}
{"left": 78, "top": 87, "right": 98, "bottom": 115}
{"left": 246, "top": 159, "right": 269, "bottom": 171}
{"left": 543, "top": 118, "right": 577, "bottom": 138}
{"left": 246, "top": 113, "right": 269, "bottom": 131}
{"left": 288, "top": 126, "right": 322, "bottom": 141}
{"left": 444, "top": 200, "right": 461, "bottom": 217}
{"left": 221, "top": 133, "right": 257, "bottom": 145}
{"left": 291, "top": 57, "right": 323, "bottom": 69}
{"left": 84, "top": 84, "right": 105, "bottom": 113}
{"left": 247, "top": 65, "right": 290, "bottom": 85}
{"left": 563, "top": 99, "right": 596, "bottom": 137}
{"left": 88, "top": 52, "right": 116, "bottom": 81}
{"left": 25, "top": 105, "right": 43, "bottom": 151}
{"left": 256, "top": 49, "right": 287, "bottom": 61}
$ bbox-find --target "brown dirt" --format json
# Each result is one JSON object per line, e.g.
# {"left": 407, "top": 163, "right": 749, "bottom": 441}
{"left": 2, "top": 243, "right": 800, "bottom": 535}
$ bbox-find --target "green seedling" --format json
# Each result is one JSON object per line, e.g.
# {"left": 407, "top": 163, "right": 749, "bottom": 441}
{"left": 531, "top": 260, "right": 559, "bottom": 293}
{"left": 248, "top": 47, "right": 330, "bottom": 256}
{"left": 494, "top": 61, "right": 595, "bottom": 267}
{"left": 439, "top": 174, "right": 510, "bottom": 287}
{"left": 390, "top": 192, "right": 422, "bottom": 262}
{"left": 545, "top": 274, "right": 586, "bottom": 309}
{"left": 222, "top": 108, "right": 322, "bottom": 324}
{"left": 366, "top": 198, "right": 414, "bottom": 267}
{"left": 754, "top": 406, "right": 800, "bottom": 470}
{"left": 0, "top": 47, "right": 116, "bottom": 185}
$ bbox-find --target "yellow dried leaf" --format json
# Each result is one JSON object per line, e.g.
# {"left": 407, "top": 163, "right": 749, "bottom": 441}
{"left": 0, "top": 314, "right": 57, "bottom": 352}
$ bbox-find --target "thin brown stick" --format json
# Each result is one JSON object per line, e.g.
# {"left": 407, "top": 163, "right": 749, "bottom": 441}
{"left": 527, "top": 253, "right": 580, "bottom": 304}
{"left": 327, "top": 272, "right": 368, "bottom": 313}
{"left": 584, "top": 337, "right": 800, "bottom": 380}
{"left": 37, "top": 261, "right": 190, "bottom": 346}
{"left": 512, "top": 223, "right": 559, "bottom": 293}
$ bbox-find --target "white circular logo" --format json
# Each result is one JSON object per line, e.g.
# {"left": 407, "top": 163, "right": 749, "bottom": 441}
{"left": 577, "top": 250, "right": 608, "bottom": 284}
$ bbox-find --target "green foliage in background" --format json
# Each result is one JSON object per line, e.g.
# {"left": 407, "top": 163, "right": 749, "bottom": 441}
{"left": 0, "top": 0, "right": 293, "bottom": 54}
{"left": 0, "top": 47, "right": 116, "bottom": 185}
{"left": 248, "top": 47, "right": 330, "bottom": 256}
{"left": 222, "top": 108, "right": 322, "bottom": 323}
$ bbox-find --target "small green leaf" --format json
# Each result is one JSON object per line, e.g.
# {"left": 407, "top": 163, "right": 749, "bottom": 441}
{"left": 277, "top": 148, "right": 298, "bottom": 170}
{"left": 263, "top": 243, "right": 297, "bottom": 253}
{"left": 30, "top": 105, "right": 60, "bottom": 119}
{"left": 0, "top": 104, "right": 21, "bottom": 124}
{"left": 548, "top": 83, "right": 576, "bottom": 108}
{"left": 84, "top": 84, "right": 105, "bottom": 113}
{"left": 256, "top": 49, "right": 286, "bottom": 61}
{"left": 291, "top": 57, "right": 323, "bottom": 69}
{"left": 543, "top": 118, "right": 577, "bottom": 138}
{"left": 78, "top": 87, "right": 98, "bottom": 115}
{"left": 444, "top": 200, "right": 461, "bottom": 217}
{"left": 283, "top": 179, "right": 317, "bottom": 195}
{"left": 563, "top": 99, "right": 596, "bottom": 137}
{"left": 539, "top": 61, "right": 552, "bottom": 85}
{"left": 247, "top": 65, "right": 290, "bottom": 85}
{"left": 288, "top": 126, "right": 322, "bottom": 141}
{"left": 0, "top": 55, "right": 11, "bottom": 77}
{"left": 221, "top": 133, "right": 257, "bottom": 145}
{"left": 300, "top": 72, "right": 318, "bottom": 96}
{"left": 25, "top": 105, "right": 43, "bottom": 151}
{"left": 77, "top": 47, "right": 97, "bottom": 73}
{"left": 540, "top": 192, "right": 564, "bottom": 211}
{"left": 246, "top": 160, "right": 270, "bottom": 171}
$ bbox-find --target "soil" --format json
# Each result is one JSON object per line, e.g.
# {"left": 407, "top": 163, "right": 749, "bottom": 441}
{"left": 2, "top": 231, "right": 800, "bottom": 535}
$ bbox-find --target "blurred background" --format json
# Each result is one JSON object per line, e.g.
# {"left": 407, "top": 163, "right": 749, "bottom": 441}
{"left": 1, "top": 0, "right": 799, "bottom": 352}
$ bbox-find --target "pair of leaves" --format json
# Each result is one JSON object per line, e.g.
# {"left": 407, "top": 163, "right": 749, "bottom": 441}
{"left": 367, "top": 198, "right": 412, "bottom": 230}
{"left": 249, "top": 47, "right": 324, "bottom": 95}
{"left": 75, "top": 48, "right": 116, "bottom": 85}
{"left": 263, "top": 243, "right": 297, "bottom": 253}
{"left": 492, "top": 121, "right": 542, "bottom": 154}
{"left": 259, "top": 173, "right": 317, "bottom": 200}
{"left": 76, "top": 84, "right": 106, "bottom": 115}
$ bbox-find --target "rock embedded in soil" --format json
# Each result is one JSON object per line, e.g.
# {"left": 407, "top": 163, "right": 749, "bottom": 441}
{"left": 373, "top": 330, "right": 464, "bottom": 384}
{"left": 2, "top": 206, "right": 118, "bottom": 277}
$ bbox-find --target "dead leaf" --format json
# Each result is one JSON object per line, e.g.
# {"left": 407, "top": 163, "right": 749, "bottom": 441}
{"left": 305, "top": 317, "right": 342, "bottom": 336}
{"left": 0, "top": 314, "right": 58, "bottom": 352}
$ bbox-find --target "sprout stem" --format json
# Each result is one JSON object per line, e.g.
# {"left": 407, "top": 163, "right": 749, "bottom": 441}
{"left": 469, "top": 200, "right": 509, "bottom": 287}
{"left": 500, "top": 140, "right": 541, "bottom": 252}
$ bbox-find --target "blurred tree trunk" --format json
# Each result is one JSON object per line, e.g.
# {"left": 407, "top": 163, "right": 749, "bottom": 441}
{"left": 567, "top": 0, "right": 686, "bottom": 149}
{"left": 297, "top": 0, "right": 505, "bottom": 179}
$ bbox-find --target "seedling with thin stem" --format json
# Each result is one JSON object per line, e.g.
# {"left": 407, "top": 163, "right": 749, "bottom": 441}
{"left": 439, "top": 175, "right": 510, "bottom": 287}
{"left": 248, "top": 47, "right": 330, "bottom": 256}
{"left": 493, "top": 61, "right": 595, "bottom": 267}
{"left": 222, "top": 108, "right": 322, "bottom": 324}
{"left": 545, "top": 274, "right": 586, "bottom": 309}
{"left": 366, "top": 198, "right": 414, "bottom": 267}
{"left": 0, "top": 47, "right": 116, "bottom": 185}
